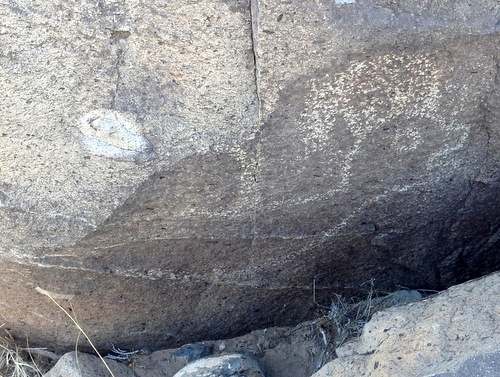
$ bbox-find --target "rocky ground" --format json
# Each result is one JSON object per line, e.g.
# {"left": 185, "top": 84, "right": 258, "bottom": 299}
{"left": 5, "top": 310, "right": 339, "bottom": 376}
{"left": 2, "top": 288, "right": 424, "bottom": 377}
{"left": 2, "top": 272, "right": 499, "bottom": 377}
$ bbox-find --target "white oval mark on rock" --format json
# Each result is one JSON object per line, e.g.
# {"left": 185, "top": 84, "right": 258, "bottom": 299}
{"left": 335, "top": 0, "right": 356, "bottom": 4}
{"left": 79, "top": 109, "right": 157, "bottom": 162}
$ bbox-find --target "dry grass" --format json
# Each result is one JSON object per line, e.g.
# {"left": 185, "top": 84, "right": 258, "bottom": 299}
{"left": 35, "top": 287, "right": 115, "bottom": 377}
{"left": 1, "top": 287, "right": 123, "bottom": 377}
{"left": 313, "top": 279, "right": 424, "bottom": 370}
{"left": 0, "top": 325, "right": 42, "bottom": 377}
{"left": 312, "top": 280, "right": 378, "bottom": 370}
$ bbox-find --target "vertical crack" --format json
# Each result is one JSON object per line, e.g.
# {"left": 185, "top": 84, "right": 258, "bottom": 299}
{"left": 110, "top": 6, "right": 127, "bottom": 110}
{"left": 249, "top": 0, "right": 262, "bottom": 248}
{"left": 111, "top": 48, "right": 125, "bottom": 110}
{"left": 249, "top": 0, "right": 262, "bottom": 118}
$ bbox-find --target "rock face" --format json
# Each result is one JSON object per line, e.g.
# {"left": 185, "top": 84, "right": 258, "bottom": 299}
{"left": 40, "top": 273, "right": 500, "bottom": 376}
{"left": 312, "top": 271, "right": 500, "bottom": 377}
{"left": 1, "top": 0, "right": 500, "bottom": 350}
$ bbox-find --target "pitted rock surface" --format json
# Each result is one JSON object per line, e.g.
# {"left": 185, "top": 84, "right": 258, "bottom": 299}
{"left": 312, "top": 271, "right": 500, "bottom": 377}
{"left": 172, "top": 354, "right": 265, "bottom": 377}
{"left": 1, "top": 0, "right": 500, "bottom": 351}
{"left": 43, "top": 352, "right": 134, "bottom": 377}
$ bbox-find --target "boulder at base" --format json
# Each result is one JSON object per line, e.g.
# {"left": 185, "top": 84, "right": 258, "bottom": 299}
{"left": 313, "top": 271, "right": 500, "bottom": 377}
{"left": 43, "top": 352, "right": 135, "bottom": 377}
{"left": 173, "top": 354, "right": 265, "bottom": 377}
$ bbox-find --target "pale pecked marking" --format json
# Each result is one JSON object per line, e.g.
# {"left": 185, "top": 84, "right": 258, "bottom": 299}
{"left": 79, "top": 109, "right": 157, "bottom": 162}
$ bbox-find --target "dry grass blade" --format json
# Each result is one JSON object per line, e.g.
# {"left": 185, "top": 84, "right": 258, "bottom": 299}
{"left": 313, "top": 279, "right": 425, "bottom": 371}
{"left": 35, "top": 287, "right": 115, "bottom": 377}
{"left": 0, "top": 325, "right": 42, "bottom": 377}
{"left": 313, "top": 279, "right": 381, "bottom": 370}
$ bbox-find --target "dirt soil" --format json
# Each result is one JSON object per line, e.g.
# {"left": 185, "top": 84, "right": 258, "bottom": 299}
{"left": 21, "top": 289, "right": 424, "bottom": 377}
{"left": 97, "top": 290, "right": 424, "bottom": 376}
{"left": 127, "top": 321, "right": 334, "bottom": 377}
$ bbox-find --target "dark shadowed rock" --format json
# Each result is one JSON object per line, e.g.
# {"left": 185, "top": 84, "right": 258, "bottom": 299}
{"left": 1, "top": 0, "right": 500, "bottom": 352}
{"left": 173, "top": 344, "right": 212, "bottom": 363}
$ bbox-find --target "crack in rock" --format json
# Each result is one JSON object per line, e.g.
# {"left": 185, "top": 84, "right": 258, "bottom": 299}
{"left": 249, "top": 0, "right": 263, "bottom": 249}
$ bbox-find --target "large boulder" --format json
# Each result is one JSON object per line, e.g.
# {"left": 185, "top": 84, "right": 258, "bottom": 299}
{"left": 1, "top": 0, "right": 500, "bottom": 351}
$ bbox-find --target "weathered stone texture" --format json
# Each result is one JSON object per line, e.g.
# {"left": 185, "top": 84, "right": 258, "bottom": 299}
{"left": 313, "top": 271, "right": 500, "bottom": 377}
{"left": 173, "top": 354, "right": 265, "bottom": 377}
{"left": 1, "top": 0, "right": 500, "bottom": 351}
{"left": 43, "top": 351, "right": 135, "bottom": 377}
{"left": 0, "top": 0, "right": 257, "bottom": 251}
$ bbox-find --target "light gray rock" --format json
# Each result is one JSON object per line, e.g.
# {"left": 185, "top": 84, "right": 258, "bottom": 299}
{"left": 430, "top": 351, "right": 500, "bottom": 377}
{"left": 172, "top": 354, "right": 265, "bottom": 377}
{"left": 313, "top": 271, "right": 500, "bottom": 377}
{"left": 0, "top": 0, "right": 256, "bottom": 253}
{"left": 1, "top": 0, "right": 500, "bottom": 352}
{"left": 43, "top": 351, "right": 135, "bottom": 377}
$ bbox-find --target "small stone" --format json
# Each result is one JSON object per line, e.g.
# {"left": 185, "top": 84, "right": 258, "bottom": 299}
{"left": 173, "top": 344, "right": 211, "bottom": 362}
{"left": 43, "top": 351, "right": 134, "bottom": 377}
{"left": 172, "top": 354, "right": 266, "bottom": 377}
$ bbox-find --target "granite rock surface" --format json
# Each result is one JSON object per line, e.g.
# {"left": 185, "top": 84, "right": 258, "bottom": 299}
{"left": 313, "top": 271, "right": 500, "bottom": 377}
{"left": 40, "top": 273, "right": 500, "bottom": 376}
{"left": 172, "top": 354, "right": 265, "bottom": 377}
{"left": 43, "top": 351, "right": 135, "bottom": 377}
{"left": 1, "top": 0, "right": 500, "bottom": 350}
